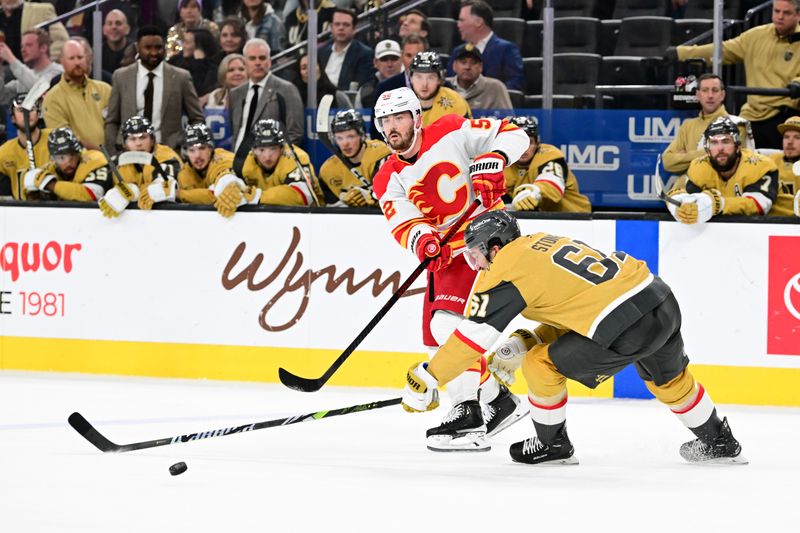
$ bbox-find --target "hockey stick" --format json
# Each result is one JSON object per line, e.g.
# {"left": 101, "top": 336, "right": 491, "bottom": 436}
{"left": 653, "top": 153, "right": 682, "bottom": 207}
{"left": 316, "top": 93, "right": 356, "bottom": 169}
{"left": 20, "top": 77, "right": 51, "bottom": 199}
{"left": 279, "top": 198, "right": 482, "bottom": 393}
{"left": 285, "top": 141, "right": 322, "bottom": 207}
{"left": 67, "top": 397, "right": 401, "bottom": 453}
{"left": 116, "top": 150, "right": 170, "bottom": 182}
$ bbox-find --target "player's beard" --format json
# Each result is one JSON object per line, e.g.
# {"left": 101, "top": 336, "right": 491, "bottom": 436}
{"left": 387, "top": 127, "right": 414, "bottom": 152}
{"left": 709, "top": 150, "right": 739, "bottom": 173}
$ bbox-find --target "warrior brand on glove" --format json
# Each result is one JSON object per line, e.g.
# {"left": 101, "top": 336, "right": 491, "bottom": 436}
{"left": 469, "top": 152, "right": 507, "bottom": 207}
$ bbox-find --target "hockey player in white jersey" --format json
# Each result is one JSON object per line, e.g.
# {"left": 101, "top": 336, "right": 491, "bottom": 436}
{"left": 372, "top": 87, "right": 530, "bottom": 451}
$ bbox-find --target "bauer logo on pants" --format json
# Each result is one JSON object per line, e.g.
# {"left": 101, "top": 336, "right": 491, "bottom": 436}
{"left": 767, "top": 236, "right": 800, "bottom": 356}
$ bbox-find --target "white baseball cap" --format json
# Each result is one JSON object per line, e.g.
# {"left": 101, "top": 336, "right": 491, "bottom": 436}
{"left": 375, "top": 39, "right": 401, "bottom": 60}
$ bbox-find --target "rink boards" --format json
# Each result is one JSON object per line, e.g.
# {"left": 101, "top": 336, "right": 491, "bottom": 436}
{"left": 1, "top": 205, "right": 799, "bottom": 405}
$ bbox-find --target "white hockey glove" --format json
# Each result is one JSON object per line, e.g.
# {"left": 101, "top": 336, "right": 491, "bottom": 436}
{"left": 213, "top": 174, "right": 262, "bottom": 218}
{"left": 99, "top": 182, "right": 140, "bottom": 218}
{"left": 794, "top": 190, "right": 800, "bottom": 217}
{"left": 24, "top": 168, "right": 56, "bottom": 192}
{"left": 402, "top": 362, "right": 440, "bottom": 413}
{"left": 487, "top": 329, "right": 532, "bottom": 387}
{"left": 666, "top": 192, "right": 691, "bottom": 222}
{"left": 512, "top": 183, "right": 542, "bottom": 211}
{"left": 675, "top": 189, "right": 724, "bottom": 224}
{"left": 138, "top": 177, "right": 177, "bottom": 210}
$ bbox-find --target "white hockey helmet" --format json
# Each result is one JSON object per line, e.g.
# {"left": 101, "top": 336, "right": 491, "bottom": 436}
{"left": 373, "top": 86, "right": 422, "bottom": 141}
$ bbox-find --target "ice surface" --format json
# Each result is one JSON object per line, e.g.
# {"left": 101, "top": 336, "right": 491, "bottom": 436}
{"left": 0, "top": 371, "right": 797, "bottom": 532}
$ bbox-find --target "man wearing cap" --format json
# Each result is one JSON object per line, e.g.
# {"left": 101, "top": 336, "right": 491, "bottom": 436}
{"left": 767, "top": 115, "right": 800, "bottom": 216}
{"left": 355, "top": 39, "right": 403, "bottom": 111}
{"left": 447, "top": 44, "right": 512, "bottom": 111}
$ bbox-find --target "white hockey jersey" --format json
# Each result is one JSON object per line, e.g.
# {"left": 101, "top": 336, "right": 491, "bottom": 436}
{"left": 372, "top": 114, "right": 528, "bottom": 255}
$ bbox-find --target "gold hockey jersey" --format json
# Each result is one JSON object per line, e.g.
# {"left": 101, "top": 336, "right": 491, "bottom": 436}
{"left": 39, "top": 149, "right": 112, "bottom": 201}
{"left": 428, "top": 233, "right": 668, "bottom": 385}
{"left": 504, "top": 143, "right": 591, "bottom": 213}
{"left": 684, "top": 148, "right": 778, "bottom": 215}
{"left": 240, "top": 145, "right": 323, "bottom": 206}
{"left": 421, "top": 86, "right": 472, "bottom": 127}
{"left": 319, "top": 139, "right": 391, "bottom": 204}
{"left": 177, "top": 148, "right": 234, "bottom": 204}
{"left": 117, "top": 144, "right": 183, "bottom": 186}
{"left": 0, "top": 129, "right": 52, "bottom": 200}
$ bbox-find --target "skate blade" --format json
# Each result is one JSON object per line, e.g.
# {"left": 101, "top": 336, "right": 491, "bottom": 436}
{"left": 512, "top": 455, "right": 580, "bottom": 466}
{"left": 687, "top": 454, "right": 749, "bottom": 465}
{"left": 487, "top": 402, "right": 529, "bottom": 438}
{"left": 427, "top": 432, "right": 491, "bottom": 452}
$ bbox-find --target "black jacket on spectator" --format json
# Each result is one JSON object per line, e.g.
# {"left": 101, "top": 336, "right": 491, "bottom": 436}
{"left": 318, "top": 39, "right": 375, "bottom": 91}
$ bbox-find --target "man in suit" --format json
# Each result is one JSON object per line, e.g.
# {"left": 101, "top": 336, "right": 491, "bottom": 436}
{"left": 228, "top": 37, "right": 303, "bottom": 160}
{"left": 105, "top": 25, "right": 204, "bottom": 154}
{"left": 318, "top": 7, "right": 374, "bottom": 91}
{"left": 448, "top": 0, "right": 524, "bottom": 92}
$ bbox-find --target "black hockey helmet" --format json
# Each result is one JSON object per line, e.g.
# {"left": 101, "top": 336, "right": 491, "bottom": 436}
{"left": 48, "top": 127, "right": 82, "bottom": 155}
{"left": 252, "top": 119, "right": 285, "bottom": 148}
{"left": 122, "top": 115, "right": 155, "bottom": 141}
{"left": 508, "top": 116, "right": 539, "bottom": 140}
{"left": 409, "top": 51, "right": 444, "bottom": 77}
{"left": 183, "top": 122, "right": 214, "bottom": 148}
{"left": 704, "top": 116, "right": 740, "bottom": 148}
{"left": 12, "top": 92, "right": 42, "bottom": 114}
{"left": 464, "top": 210, "right": 521, "bottom": 264}
{"left": 331, "top": 109, "right": 365, "bottom": 136}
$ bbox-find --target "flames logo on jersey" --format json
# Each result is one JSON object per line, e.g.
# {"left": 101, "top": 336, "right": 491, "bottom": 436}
{"left": 408, "top": 161, "right": 470, "bottom": 226}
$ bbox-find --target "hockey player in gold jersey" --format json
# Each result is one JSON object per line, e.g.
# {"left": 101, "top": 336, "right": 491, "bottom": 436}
{"left": 23, "top": 127, "right": 113, "bottom": 202}
{"left": 0, "top": 94, "right": 51, "bottom": 200}
{"left": 504, "top": 116, "right": 591, "bottom": 213}
{"left": 318, "top": 109, "right": 390, "bottom": 207}
{"left": 98, "top": 116, "right": 184, "bottom": 218}
{"left": 213, "top": 119, "right": 323, "bottom": 217}
{"left": 402, "top": 211, "right": 747, "bottom": 465}
{"left": 668, "top": 116, "right": 778, "bottom": 223}
{"left": 766, "top": 116, "right": 800, "bottom": 217}
{"left": 174, "top": 122, "right": 236, "bottom": 206}
{"left": 409, "top": 51, "right": 471, "bottom": 127}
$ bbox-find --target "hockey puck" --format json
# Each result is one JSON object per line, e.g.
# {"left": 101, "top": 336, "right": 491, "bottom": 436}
{"left": 169, "top": 462, "right": 188, "bottom": 476}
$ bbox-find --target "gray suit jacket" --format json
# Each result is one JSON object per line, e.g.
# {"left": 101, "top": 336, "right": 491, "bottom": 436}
{"left": 104, "top": 61, "right": 204, "bottom": 154}
{"left": 228, "top": 73, "right": 304, "bottom": 147}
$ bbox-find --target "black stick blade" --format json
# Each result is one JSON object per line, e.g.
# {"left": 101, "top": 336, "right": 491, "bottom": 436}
{"left": 68, "top": 412, "right": 121, "bottom": 453}
{"left": 278, "top": 367, "right": 324, "bottom": 392}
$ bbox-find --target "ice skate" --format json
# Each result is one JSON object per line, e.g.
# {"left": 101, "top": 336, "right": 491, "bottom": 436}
{"left": 426, "top": 400, "right": 490, "bottom": 452}
{"left": 483, "top": 384, "right": 528, "bottom": 437}
{"left": 509, "top": 427, "right": 578, "bottom": 465}
{"left": 680, "top": 417, "right": 748, "bottom": 464}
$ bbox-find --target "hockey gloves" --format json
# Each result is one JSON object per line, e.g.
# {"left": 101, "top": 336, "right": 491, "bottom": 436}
{"left": 672, "top": 188, "right": 724, "bottom": 224}
{"left": 470, "top": 151, "right": 507, "bottom": 208}
{"left": 23, "top": 168, "right": 55, "bottom": 192}
{"left": 213, "top": 175, "right": 263, "bottom": 218}
{"left": 487, "top": 329, "right": 532, "bottom": 387}
{"left": 794, "top": 189, "right": 800, "bottom": 217}
{"left": 138, "top": 177, "right": 177, "bottom": 210}
{"left": 402, "top": 362, "right": 440, "bottom": 413}
{"left": 99, "top": 182, "right": 140, "bottom": 218}
{"left": 512, "top": 183, "right": 542, "bottom": 211}
{"left": 415, "top": 232, "right": 452, "bottom": 272}
{"left": 339, "top": 185, "right": 376, "bottom": 207}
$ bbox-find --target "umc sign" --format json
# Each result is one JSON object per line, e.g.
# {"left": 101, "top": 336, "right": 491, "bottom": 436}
{"left": 767, "top": 236, "right": 800, "bottom": 356}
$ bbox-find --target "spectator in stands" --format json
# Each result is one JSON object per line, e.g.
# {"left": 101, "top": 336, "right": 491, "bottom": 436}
{"left": 662, "top": 73, "right": 753, "bottom": 175}
{"left": 397, "top": 9, "right": 429, "bottom": 39}
{"left": 0, "top": 93, "right": 50, "bottom": 200}
{"left": 229, "top": 38, "right": 304, "bottom": 152}
{"left": 212, "top": 16, "right": 246, "bottom": 63}
{"left": 668, "top": 0, "right": 800, "bottom": 148}
{"left": 318, "top": 109, "right": 390, "bottom": 206}
{"left": 102, "top": 9, "right": 132, "bottom": 74}
{"left": 166, "top": 0, "right": 220, "bottom": 59}
{"left": 0, "top": 0, "right": 68, "bottom": 61}
{"left": 447, "top": 43, "right": 512, "bottom": 112}
{"left": 105, "top": 26, "right": 205, "bottom": 154}
{"left": 23, "top": 126, "right": 113, "bottom": 201}
{"left": 0, "top": 28, "right": 63, "bottom": 105}
{"left": 43, "top": 39, "right": 111, "bottom": 150}
{"left": 319, "top": 8, "right": 375, "bottom": 91}
{"left": 168, "top": 27, "right": 220, "bottom": 96}
{"left": 292, "top": 49, "right": 352, "bottom": 109}
{"left": 285, "top": 0, "right": 336, "bottom": 47}
{"left": 766, "top": 116, "right": 800, "bottom": 215}
{"left": 505, "top": 116, "right": 591, "bottom": 213}
{"left": 240, "top": 0, "right": 286, "bottom": 55}
{"left": 667, "top": 117, "right": 779, "bottom": 223}
{"left": 203, "top": 53, "right": 246, "bottom": 108}
{"left": 355, "top": 39, "right": 403, "bottom": 111}
{"left": 410, "top": 51, "right": 471, "bottom": 127}
{"left": 449, "top": 0, "right": 524, "bottom": 92}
